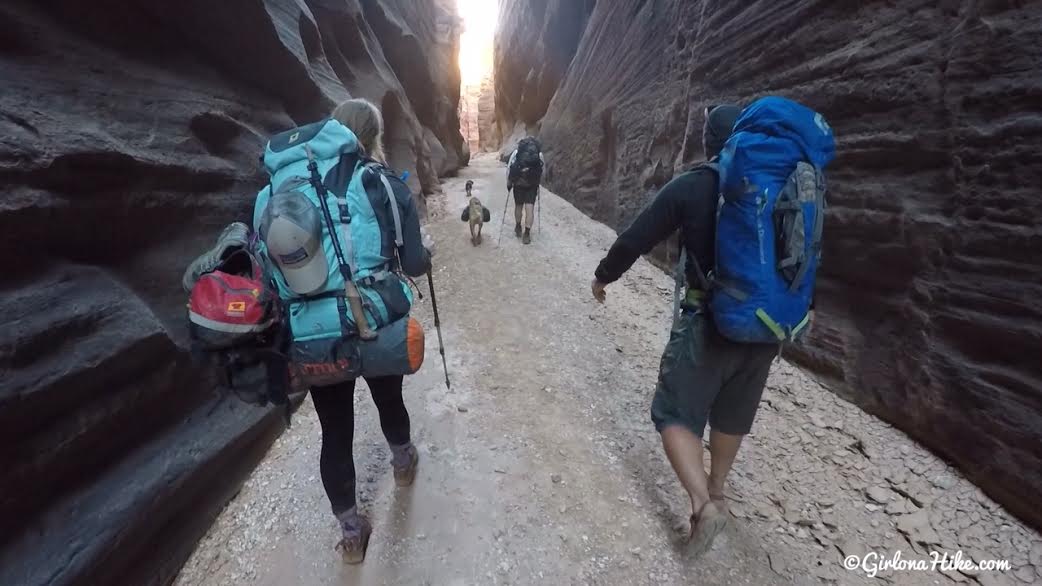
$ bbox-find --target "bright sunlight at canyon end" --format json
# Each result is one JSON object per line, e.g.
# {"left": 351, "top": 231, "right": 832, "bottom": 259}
{"left": 458, "top": 0, "right": 497, "bottom": 85}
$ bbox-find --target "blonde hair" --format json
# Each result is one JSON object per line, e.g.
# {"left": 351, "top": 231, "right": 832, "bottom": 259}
{"left": 332, "top": 98, "right": 385, "bottom": 161}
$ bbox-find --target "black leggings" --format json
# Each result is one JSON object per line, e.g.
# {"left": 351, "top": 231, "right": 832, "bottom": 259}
{"left": 311, "top": 375, "right": 411, "bottom": 515}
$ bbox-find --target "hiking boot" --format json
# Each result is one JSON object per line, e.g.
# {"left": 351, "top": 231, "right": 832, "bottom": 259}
{"left": 522, "top": 229, "right": 532, "bottom": 245}
{"left": 514, "top": 223, "right": 523, "bottom": 238}
{"left": 391, "top": 443, "right": 419, "bottom": 487}
{"left": 687, "top": 501, "right": 727, "bottom": 558}
{"left": 335, "top": 510, "right": 372, "bottom": 564}
{"left": 182, "top": 222, "right": 250, "bottom": 292}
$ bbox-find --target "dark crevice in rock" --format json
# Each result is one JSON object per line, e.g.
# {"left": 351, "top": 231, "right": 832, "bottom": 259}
{"left": 363, "top": 2, "right": 437, "bottom": 129}
{"left": 308, "top": 4, "right": 365, "bottom": 89}
{"left": 298, "top": 11, "right": 323, "bottom": 64}
{"left": 13, "top": 151, "right": 237, "bottom": 195}
{"left": 189, "top": 111, "right": 247, "bottom": 155}
{"left": 0, "top": 110, "right": 40, "bottom": 137}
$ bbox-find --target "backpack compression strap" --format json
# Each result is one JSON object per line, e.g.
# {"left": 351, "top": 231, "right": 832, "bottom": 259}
{"left": 694, "top": 162, "right": 749, "bottom": 301}
{"left": 674, "top": 162, "right": 718, "bottom": 301}
{"left": 371, "top": 166, "right": 404, "bottom": 248}
{"left": 305, "top": 145, "right": 354, "bottom": 336}
{"left": 362, "top": 164, "right": 406, "bottom": 277}
{"left": 786, "top": 166, "right": 826, "bottom": 293}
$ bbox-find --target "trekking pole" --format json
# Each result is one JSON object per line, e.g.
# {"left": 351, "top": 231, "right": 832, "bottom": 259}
{"left": 537, "top": 189, "right": 541, "bottom": 235}
{"left": 496, "top": 189, "right": 512, "bottom": 246}
{"left": 426, "top": 269, "right": 451, "bottom": 389}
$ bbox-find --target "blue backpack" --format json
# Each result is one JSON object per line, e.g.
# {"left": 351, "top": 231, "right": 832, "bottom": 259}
{"left": 684, "top": 97, "right": 835, "bottom": 344}
{"left": 253, "top": 118, "right": 419, "bottom": 385}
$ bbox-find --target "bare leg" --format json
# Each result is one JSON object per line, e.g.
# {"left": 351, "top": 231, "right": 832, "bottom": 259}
{"left": 662, "top": 425, "right": 726, "bottom": 556}
{"left": 523, "top": 203, "right": 535, "bottom": 229}
{"left": 708, "top": 429, "right": 744, "bottom": 502}
{"left": 514, "top": 203, "right": 523, "bottom": 225}
{"left": 661, "top": 425, "right": 711, "bottom": 515}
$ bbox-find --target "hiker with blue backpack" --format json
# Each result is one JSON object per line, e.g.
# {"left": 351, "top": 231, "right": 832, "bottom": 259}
{"left": 253, "top": 98, "right": 433, "bottom": 563}
{"left": 591, "top": 98, "right": 834, "bottom": 556}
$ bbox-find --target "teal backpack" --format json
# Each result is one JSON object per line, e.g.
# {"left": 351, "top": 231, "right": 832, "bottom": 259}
{"left": 253, "top": 118, "right": 421, "bottom": 386}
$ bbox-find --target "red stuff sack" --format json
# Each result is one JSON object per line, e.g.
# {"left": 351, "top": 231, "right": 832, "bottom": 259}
{"left": 188, "top": 249, "right": 277, "bottom": 349}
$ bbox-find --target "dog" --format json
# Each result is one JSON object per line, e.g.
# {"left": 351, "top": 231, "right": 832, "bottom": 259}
{"left": 459, "top": 180, "right": 490, "bottom": 245}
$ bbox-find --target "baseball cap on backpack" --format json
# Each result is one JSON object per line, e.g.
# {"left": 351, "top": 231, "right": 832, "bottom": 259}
{"left": 259, "top": 190, "right": 330, "bottom": 296}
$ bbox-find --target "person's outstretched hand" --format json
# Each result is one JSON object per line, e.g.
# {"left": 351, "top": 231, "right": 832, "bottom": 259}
{"left": 591, "top": 279, "right": 607, "bottom": 303}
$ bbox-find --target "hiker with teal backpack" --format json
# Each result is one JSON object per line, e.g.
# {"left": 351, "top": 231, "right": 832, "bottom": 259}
{"left": 253, "top": 99, "right": 434, "bottom": 563}
{"left": 591, "top": 98, "right": 834, "bottom": 556}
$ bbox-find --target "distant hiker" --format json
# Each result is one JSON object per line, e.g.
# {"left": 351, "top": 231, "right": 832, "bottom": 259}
{"left": 506, "top": 137, "right": 543, "bottom": 245}
{"left": 254, "top": 98, "right": 434, "bottom": 564}
{"left": 460, "top": 179, "right": 491, "bottom": 245}
{"left": 591, "top": 99, "right": 834, "bottom": 556}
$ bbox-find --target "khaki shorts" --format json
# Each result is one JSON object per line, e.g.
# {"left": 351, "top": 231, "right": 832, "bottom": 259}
{"left": 651, "top": 310, "right": 778, "bottom": 437}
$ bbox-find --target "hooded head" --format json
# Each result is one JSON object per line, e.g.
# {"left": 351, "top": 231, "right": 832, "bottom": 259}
{"left": 702, "top": 104, "right": 742, "bottom": 160}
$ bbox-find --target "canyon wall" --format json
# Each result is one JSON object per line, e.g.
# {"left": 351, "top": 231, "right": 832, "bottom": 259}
{"left": 493, "top": 0, "right": 596, "bottom": 157}
{"left": 461, "top": 73, "right": 499, "bottom": 154}
{"left": 495, "top": 0, "right": 1042, "bottom": 529}
{"left": 0, "top": 0, "right": 463, "bottom": 584}
{"left": 478, "top": 74, "right": 500, "bottom": 152}
{"left": 461, "top": 81, "right": 481, "bottom": 152}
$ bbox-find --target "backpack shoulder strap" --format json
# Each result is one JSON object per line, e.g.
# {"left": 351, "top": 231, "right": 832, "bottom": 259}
{"left": 672, "top": 246, "right": 687, "bottom": 320}
{"left": 365, "top": 163, "right": 405, "bottom": 249}
{"left": 671, "top": 163, "right": 721, "bottom": 317}
{"left": 696, "top": 161, "right": 720, "bottom": 174}
{"left": 674, "top": 161, "right": 720, "bottom": 286}
{"left": 696, "top": 159, "right": 753, "bottom": 302}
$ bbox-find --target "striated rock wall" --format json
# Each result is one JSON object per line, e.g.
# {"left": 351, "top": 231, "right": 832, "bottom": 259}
{"left": 478, "top": 74, "right": 500, "bottom": 152}
{"left": 0, "top": 0, "right": 463, "bottom": 583}
{"left": 495, "top": 0, "right": 1042, "bottom": 529}
{"left": 461, "top": 73, "right": 499, "bottom": 154}
{"left": 461, "top": 81, "right": 482, "bottom": 152}
{"left": 461, "top": 72, "right": 499, "bottom": 154}
{"left": 493, "top": 0, "right": 596, "bottom": 158}
{"left": 363, "top": 0, "right": 467, "bottom": 176}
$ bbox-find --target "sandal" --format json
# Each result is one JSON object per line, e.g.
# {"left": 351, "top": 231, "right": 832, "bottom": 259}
{"left": 688, "top": 500, "right": 727, "bottom": 558}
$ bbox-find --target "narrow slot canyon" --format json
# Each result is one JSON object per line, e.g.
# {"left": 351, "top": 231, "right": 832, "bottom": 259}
{"left": 1, "top": 1, "right": 1039, "bottom": 585}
